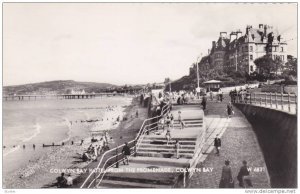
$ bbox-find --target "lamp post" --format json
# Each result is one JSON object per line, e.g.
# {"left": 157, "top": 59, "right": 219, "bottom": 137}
{"left": 196, "top": 54, "right": 202, "bottom": 98}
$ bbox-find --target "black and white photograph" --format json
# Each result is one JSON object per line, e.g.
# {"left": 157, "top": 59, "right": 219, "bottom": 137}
{"left": 1, "top": 1, "right": 298, "bottom": 192}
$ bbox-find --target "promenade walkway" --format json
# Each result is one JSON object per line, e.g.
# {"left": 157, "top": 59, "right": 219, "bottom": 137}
{"left": 188, "top": 98, "right": 270, "bottom": 188}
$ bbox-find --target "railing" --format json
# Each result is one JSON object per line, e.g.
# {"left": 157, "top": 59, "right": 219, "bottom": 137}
{"left": 233, "top": 92, "right": 297, "bottom": 114}
{"left": 80, "top": 101, "right": 171, "bottom": 188}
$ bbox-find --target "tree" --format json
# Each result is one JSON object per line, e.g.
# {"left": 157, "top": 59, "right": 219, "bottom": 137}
{"left": 254, "top": 55, "right": 284, "bottom": 79}
{"left": 283, "top": 55, "right": 297, "bottom": 77}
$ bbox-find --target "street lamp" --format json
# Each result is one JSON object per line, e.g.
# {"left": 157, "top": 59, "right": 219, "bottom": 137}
{"left": 196, "top": 54, "right": 202, "bottom": 97}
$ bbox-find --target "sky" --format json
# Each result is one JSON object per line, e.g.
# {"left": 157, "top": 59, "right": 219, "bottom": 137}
{"left": 3, "top": 3, "right": 297, "bottom": 86}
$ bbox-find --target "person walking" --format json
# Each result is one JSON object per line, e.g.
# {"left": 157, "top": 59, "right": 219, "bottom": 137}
{"left": 237, "top": 160, "right": 253, "bottom": 188}
{"left": 214, "top": 134, "right": 221, "bottom": 156}
{"left": 201, "top": 94, "right": 207, "bottom": 110}
{"left": 178, "top": 111, "right": 184, "bottom": 130}
{"left": 165, "top": 129, "right": 172, "bottom": 145}
{"left": 170, "top": 113, "right": 174, "bottom": 129}
{"left": 219, "top": 160, "right": 234, "bottom": 188}
{"left": 122, "top": 142, "right": 131, "bottom": 165}
{"left": 174, "top": 140, "right": 181, "bottom": 159}
{"left": 165, "top": 114, "right": 171, "bottom": 130}
{"left": 209, "top": 90, "right": 213, "bottom": 101}
{"left": 227, "top": 102, "right": 234, "bottom": 118}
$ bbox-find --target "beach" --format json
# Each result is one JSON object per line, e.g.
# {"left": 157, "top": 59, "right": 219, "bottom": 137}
{"left": 3, "top": 96, "right": 148, "bottom": 189}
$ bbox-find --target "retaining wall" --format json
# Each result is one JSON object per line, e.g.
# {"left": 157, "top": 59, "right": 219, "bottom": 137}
{"left": 234, "top": 104, "right": 297, "bottom": 188}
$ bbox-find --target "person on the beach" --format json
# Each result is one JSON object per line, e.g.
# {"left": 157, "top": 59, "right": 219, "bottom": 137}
{"left": 136, "top": 110, "right": 139, "bottom": 118}
{"left": 66, "top": 174, "right": 73, "bottom": 187}
{"left": 175, "top": 140, "right": 181, "bottom": 159}
{"left": 56, "top": 173, "right": 67, "bottom": 188}
{"left": 219, "top": 160, "right": 234, "bottom": 188}
{"left": 214, "top": 134, "right": 221, "bottom": 156}
{"left": 178, "top": 111, "right": 184, "bottom": 129}
{"left": 122, "top": 142, "right": 131, "bottom": 165}
{"left": 165, "top": 129, "right": 171, "bottom": 145}
{"left": 226, "top": 102, "right": 234, "bottom": 118}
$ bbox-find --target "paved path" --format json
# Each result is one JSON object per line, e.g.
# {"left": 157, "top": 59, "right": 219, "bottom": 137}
{"left": 188, "top": 99, "right": 270, "bottom": 188}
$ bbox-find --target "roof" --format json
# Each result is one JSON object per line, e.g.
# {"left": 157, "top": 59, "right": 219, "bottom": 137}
{"left": 203, "top": 80, "right": 222, "bottom": 84}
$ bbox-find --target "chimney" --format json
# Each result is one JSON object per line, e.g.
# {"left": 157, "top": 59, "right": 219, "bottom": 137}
{"left": 236, "top": 30, "right": 242, "bottom": 39}
{"left": 220, "top": 32, "right": 227, "bottom": 38}
{"left": 212, "top": 41, "right": 216, "bottom": 48}
{"left": 264, "top": 25, "right": 268, "bottom": 36}
{"left": 246, "top": 25, "right": 252, "bottom": 34}
{"left": 230, "top": 32, "right": 237, "bottom": 42}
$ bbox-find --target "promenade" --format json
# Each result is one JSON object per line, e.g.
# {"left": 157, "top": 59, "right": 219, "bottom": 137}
{"left": 188, "top": 97, "right": 270, "bottom": 188}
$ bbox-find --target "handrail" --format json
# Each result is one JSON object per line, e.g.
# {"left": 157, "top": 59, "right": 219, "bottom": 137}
{"left": 233, "top": 92, "right": 297, "bottom": 114}
{"left": 95, "top": 123, "right": 160, "bottom": 188}
{"left": 80, "top": 99, "right": 171, "bottom": 188}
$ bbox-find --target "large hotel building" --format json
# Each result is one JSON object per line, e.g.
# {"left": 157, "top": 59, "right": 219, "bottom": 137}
{"left": 191, "top": 24, "right": 288, "bottom": 75}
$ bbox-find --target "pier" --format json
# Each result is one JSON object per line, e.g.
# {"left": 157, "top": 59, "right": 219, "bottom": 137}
{"left": 3, "top": 93, "right": 125, "bottom": 101}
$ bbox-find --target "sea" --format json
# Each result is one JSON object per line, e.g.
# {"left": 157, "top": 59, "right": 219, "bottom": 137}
{"left": 3, "top": 96, "right": 132, "bottom": 177}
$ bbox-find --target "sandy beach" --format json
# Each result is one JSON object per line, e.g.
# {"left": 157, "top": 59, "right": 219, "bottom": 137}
{"left": 3, "top": 96, "right": 148, "bottom": 189}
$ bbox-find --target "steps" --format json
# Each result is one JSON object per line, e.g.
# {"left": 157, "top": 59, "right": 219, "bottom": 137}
{"left": 130, "top": 156, "right": 190, "bottom": 167}
{"left": 100, "top": 180, "right": 172, "bottom": 188}
{"left": 95, "top": 106, "right": 205, "bottom": 188}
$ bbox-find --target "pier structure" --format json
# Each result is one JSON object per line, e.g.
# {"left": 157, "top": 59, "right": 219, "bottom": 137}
{"left": 3, "top": 92, "right": 125, "bottom": 101}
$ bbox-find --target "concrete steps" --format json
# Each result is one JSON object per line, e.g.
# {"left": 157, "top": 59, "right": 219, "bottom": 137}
{"left": 100, "top": 179, "right": 172, "bottom": 188}
{"left": 130, "top": 156, "right": 190, "bottom": 168}
{"left": 136, "top": 151, "right": 194, "bottom": 159}
{"left": 138, "top": 147, "right": 195, "bottom": 154}
{"left": 100, "top": 171, "right": 178, "bottom": 188}
{"left": 139, "top": 143, "right": 195, "bottom": 150}
{"left": 141, "top": 139, "right": 197, "bottom": 145}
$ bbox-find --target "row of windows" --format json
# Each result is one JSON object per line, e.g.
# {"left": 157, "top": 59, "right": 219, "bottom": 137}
{"left": 233, "top": 45, "right": 285, "bottom": 53}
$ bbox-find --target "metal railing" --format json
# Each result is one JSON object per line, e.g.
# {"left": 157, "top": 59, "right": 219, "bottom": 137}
{"left": 233, "top": 92, "right": 297, "bottom": 114}
{"left": 80, "top": 101, "right": 171, "bottom": 188}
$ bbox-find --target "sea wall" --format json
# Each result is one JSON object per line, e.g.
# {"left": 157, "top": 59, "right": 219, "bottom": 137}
{"left": 234, "top": 104, "right": 297, "bottom": 188}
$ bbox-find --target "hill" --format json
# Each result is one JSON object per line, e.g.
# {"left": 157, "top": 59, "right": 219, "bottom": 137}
{"left": 3, "top": 80, "right": 116, "bottom": 95}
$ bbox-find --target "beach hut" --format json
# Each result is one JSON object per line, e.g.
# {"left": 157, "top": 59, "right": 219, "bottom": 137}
{"left": 203, "top": 80, "right": 222, "bottom": 92}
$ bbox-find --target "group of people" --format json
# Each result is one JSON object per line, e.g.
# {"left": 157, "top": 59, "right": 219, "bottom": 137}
{"left": 162, "top": 111, "right": 185, "bottom": 145}
{"left": 229, "top": 88, "right": 251, "bottom": 103}
{"left": 82, "top": 133, "right": 110, "bottom": 162}
{"left": 215, "top": 134, "right": 252, "bottom": 188}
{"left": 219, "top": 160, "right": 253, "bottom": 188}
{"left": 56, "top": 173, "right": 73, "bottom": 188}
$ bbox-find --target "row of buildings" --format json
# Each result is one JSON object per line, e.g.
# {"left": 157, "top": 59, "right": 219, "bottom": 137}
{"left": 190, "top": 24, "right": 288, "bottom": 76}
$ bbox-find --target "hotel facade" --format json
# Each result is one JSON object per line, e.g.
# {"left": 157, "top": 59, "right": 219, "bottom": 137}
{"left": 191, "top": 24, "right": 288, "bottom": 75}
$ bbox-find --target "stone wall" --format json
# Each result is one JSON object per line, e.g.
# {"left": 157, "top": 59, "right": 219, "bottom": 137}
{"left": 234, "top": 104, "right": 297, "bottom": 188}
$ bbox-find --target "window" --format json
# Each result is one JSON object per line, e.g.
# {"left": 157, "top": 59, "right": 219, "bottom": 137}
{"left": 268, "top": 47, "right": 272, "bottom": 52}
{"left": 250, "top": 66, "right": 253, "bottom": 72}
{"left": 249, "top": 46, "right": 253, "bottom": 52}
{"left": 281, "top": 55, "right": 285, "bottom": 61}
{"left": 244, "top": 46, "right": 248, "bottom": 52}
{"left": 250, "top": 55, "right": 253, "bottom": 60}
{"left": 264, "top": 46, "right": 267, "bottom": 51}
{"left": 281, "top": 47, "right": 284, "bottom": 52}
